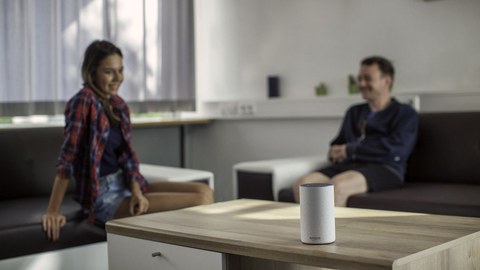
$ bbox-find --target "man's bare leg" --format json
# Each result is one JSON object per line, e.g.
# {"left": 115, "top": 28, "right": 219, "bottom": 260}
{"left": 294, "top": 171, "right": 368, "bottom": 207}
{"left": 293, "top": 172, "right": 330, "bottom": 203}
{"left": 330, "top": 171, "right": 368, "bottom": 207}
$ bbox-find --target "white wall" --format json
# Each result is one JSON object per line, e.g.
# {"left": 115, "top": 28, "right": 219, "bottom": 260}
{"left": 195, "top": 0, "right": 480, "bottom": 102}
{"left": 190, "top": 0, "right": 480, "bottom": 201}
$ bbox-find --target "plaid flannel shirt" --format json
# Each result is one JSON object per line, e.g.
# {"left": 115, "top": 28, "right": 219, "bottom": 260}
{"left": 56, "top": 87, "right": 148, "bottom": 222}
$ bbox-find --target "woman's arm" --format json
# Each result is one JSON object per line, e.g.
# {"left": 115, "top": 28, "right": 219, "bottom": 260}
{"left": 42, "top": 176, "right": 69, "bottom": 241}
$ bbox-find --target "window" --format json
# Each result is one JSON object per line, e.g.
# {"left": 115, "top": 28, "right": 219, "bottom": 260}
{"left": 0, "top": 0, "right": 195, "bottom": 117}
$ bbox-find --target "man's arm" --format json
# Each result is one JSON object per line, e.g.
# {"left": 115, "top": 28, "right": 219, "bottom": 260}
{"left": 346, "top": 108, "right": 418, "bottom": 164}
{"left": 328, "top": 107, "right": 354, "bottom": 162}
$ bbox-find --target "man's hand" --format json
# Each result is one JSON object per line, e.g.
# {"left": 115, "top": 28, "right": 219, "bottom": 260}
{"left": 42, "top": 212, "right": 66, "bottom": 242}
{"left": 330, "top": 144, "right": 347, "bottom": 163}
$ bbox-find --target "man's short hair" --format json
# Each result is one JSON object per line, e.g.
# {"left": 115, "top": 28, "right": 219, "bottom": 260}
{"left": 361, "top": 56, "right": 395, "bottom": 88}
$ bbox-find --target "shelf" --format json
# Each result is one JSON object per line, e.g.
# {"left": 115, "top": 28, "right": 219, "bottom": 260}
{"left": 201, "top": 94, "right": 420, "bottom": 119}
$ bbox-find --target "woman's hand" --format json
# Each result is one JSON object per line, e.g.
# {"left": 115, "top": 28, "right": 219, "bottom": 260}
{"left": 42, "top": 176, "right": 69, "bottom": 242}
{"left": 42, "top": 212, "right": 66, "bottom": 242}
{"left": 129, "top": 193, "right": 149, "bottom": 216}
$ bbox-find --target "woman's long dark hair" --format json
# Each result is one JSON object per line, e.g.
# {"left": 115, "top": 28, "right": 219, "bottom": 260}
{"left": 81, "top": 40, "right": 123, "bottom": 126}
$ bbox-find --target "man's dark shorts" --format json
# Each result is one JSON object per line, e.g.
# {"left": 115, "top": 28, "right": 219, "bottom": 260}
{"left": 317, "top": 163, "right": 403, "bottom": 192}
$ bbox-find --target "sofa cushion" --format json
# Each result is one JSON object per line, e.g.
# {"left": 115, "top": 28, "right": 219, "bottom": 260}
{"left": 279, "top": 182, "right": 480, "bottom": 217}
{"left": 0, "top": 196, "right": 84, "bottom": 230}
{"left": 406, "top": 112, "right": 480, "bottom": 185}
{"left": 237, "top": 171, "right": 274, "bottom": 201}
{"left": 0, "top": 219, "right": 106, "bottom": 259}
{"left": 0, "top": 195, "right": 106, "bottom": 259}
{"left": 278, "top": 187, "right": 295, "bottom": 203}
{"left": 347, "top": 182, "right": 480, "bottom": 217}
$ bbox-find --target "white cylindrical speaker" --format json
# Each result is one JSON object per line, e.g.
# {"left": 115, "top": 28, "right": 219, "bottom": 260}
{"left": 300, "top": 183, "right": 335, "bottom": 244}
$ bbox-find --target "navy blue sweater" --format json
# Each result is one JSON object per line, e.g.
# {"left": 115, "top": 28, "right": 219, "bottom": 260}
{"left": 331, "top": 98, "right": 418, "bottom": 180}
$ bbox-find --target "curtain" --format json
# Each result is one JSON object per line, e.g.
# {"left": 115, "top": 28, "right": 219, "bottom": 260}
{"left": 0, "top": 0, "right": 195, "bottom": 117}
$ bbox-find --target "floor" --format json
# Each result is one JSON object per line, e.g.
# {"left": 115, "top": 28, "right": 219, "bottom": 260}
{"left": 0, "top": 242, "right": 108, "bottom": 270}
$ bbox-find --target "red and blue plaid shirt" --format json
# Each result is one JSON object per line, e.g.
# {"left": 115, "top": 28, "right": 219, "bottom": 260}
{"left": 56, "top": 87, "right": 148, "bottom": 222}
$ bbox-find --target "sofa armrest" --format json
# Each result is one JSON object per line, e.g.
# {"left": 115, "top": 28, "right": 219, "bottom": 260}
{"left": 234, "top": 155, "right": 329, "bottom": 201}
{"left": 139, "top": 163, "right": 215, "bottom": 190}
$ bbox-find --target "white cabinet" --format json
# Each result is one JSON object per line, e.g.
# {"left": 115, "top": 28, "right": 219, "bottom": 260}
{"left": 107, "top": 233, "right": 224, "bottom": 270}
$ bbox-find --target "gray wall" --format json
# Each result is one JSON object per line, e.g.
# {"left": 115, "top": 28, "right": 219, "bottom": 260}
{"left": 132, "top": 126, "right": 182, "bottom": 167}
{"left": 185, "top": 118, "right": 341, "bottom": 202}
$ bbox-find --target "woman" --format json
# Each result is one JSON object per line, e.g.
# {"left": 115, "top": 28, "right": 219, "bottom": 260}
{"left": 42, "top": 40, "right": 213, "bottom": 241}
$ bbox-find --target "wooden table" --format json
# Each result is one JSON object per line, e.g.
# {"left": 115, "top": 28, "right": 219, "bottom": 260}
{"left": 106, "top": 199, "right": 480, "bottom": 270}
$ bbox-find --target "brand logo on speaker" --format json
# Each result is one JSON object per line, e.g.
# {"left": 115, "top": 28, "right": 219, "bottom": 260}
{"left": 309, "top": 236, "right": 321, "bottom": 240}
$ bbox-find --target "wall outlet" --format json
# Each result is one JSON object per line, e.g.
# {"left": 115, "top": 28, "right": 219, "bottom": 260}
{"left": 237, "top": 102, "right": 257, "bottom": 116}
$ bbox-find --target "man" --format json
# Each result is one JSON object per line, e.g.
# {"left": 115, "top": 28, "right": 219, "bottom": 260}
{"left": 293, "top": 56, "right": 418, "bottom": 206}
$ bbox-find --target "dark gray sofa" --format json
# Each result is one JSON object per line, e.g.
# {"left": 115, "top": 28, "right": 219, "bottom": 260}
{"left": 235, "top": 112, "right": 480, "bottom": 218}
{"left": 0, "top": 126, "right": 215, "bottom": 260}
{"left": 0, "top": 127, "right": 106, "bottom": 260}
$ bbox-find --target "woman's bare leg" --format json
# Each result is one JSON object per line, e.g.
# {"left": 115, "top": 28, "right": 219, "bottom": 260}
{"left": 114, "top": 182, "right": 213, "bottom": 219}
{"left": 147, "top": 181, "right": 214, "bottom": 204}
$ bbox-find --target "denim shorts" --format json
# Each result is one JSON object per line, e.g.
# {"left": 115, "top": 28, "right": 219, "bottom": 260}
{"left": 93, "top": 170, "right": 132, "bottom": 224}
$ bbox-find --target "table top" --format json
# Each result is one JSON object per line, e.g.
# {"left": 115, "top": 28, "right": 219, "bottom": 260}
{"left": 106, "top": 199, "right": 480, "bottom": 270}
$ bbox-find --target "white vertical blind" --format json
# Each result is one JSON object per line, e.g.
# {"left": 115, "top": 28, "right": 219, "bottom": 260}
{"left": 0, "top": 0, "right": 195, "bottom": 116}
